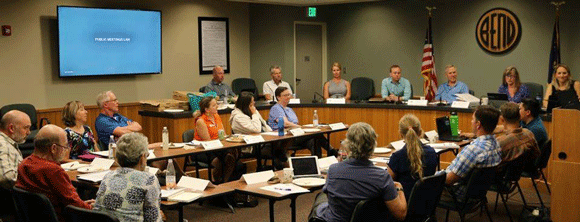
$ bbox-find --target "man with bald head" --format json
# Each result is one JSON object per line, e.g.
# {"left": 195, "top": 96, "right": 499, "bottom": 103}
{"left": 0, "top": 110, "right": 31, "bottom": 189}
{"left": 16, "top": 124, "right": 93, "bottom": 220}
{"left": 205, "top": 65, "right": 236, "bottom": 98}
{"left": 95, "top": 90, "right": 142, "bottom": 147}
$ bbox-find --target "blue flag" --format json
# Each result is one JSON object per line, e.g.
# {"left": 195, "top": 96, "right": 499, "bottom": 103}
{"left": 547, "top": 13, "right": 560, "bottom": 84}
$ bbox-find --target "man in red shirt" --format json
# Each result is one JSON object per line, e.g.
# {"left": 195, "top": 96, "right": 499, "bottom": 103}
{"left": 16, "top": 124, "right": 93, "bottom": 221}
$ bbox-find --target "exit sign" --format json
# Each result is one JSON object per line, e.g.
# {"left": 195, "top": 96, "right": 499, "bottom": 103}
{"left": 307, "top": 7, "right": 317, "bottom": 17}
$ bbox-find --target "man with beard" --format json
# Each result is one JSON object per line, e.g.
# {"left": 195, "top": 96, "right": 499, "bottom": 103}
{"left": 0, "top": 110, "right": 31, "bottom": 189}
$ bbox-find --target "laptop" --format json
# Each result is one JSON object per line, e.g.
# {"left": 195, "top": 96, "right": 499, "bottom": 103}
{"left": 289, "top": 156, "right": 323, "bottom": 179}
{"left": 487, "top": 93, "right": 509, "bottom": 109}
{"left": 435, "top": 116, "right": 463, "bottom": 142}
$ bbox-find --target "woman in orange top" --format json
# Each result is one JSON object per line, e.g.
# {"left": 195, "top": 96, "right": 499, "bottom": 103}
{"left": 194, "top": 96, "right": 237, "bottom": 183}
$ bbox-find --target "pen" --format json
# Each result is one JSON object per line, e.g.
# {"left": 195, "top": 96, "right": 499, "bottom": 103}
{"left": 274, "top": 187, "right": 291, "bottom": 191}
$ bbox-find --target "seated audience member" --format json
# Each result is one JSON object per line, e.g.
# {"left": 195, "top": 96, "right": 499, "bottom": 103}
{"left": 498, "top": 66, "right": 529, "bottom": 103}
{"left": 263, "top": 65, "right": 293, "bottom": 101}
{"left": 387, "top": 114, "right": 437, "bottom": 199}
{"left": 435, "top": 65, "right": 469, "bottom": 103}
{"left": 94, "top": 133, "right": 162, "bottom": 222}
{"left": 444, "top": 106, "right": 501, "bottom": 198}
{"left": 311, "top": 122, "right": 407, "bottom": 222}
{"left": 268, "top": 87, "right": 337, "bottom": 157}
{"left": 62, "top": 101, "right": 99, "bottom": 159}
{"left": 15, "top": 124, "right": 93, "bottom": 221}
{"left": 0, "top": 110, "right": 31, "bottom": 189}
{"left": 205, "top": 65, "right": 237, "bottom": 99}
{"left": 496, "top": 103, "right": 540, "bottom": 170}
{"left": 323, "top": 62, "right": 351, "bottom": 100}
{"left": 381, "top": 65, "right": 412, "bottom": 102}
{"left": 520, "top": 98, "right": 548, "bottom": 147}
{"left": 194, "top": 96, "right": 237, "bottom": 182}
{"left": 95, "top": 90, "right": 142, "bottom": 147}
{"left": 543, "top": 64, "right": 580, "bottom": 108}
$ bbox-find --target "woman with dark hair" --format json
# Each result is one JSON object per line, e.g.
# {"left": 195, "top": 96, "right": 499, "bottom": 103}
{"left": 387, "top": 114, "right": 437, "bottom": 199}
{"left": 498, "top": 66, "right": 529, "bottom": 103}
{"left": 194, "top": 96, "right": 237, "bottom": 183}
{"left": 543, "top": 64, "right": 580, "bottom": 108}
{"left": 230, "top": 92, "right": 272, "bottom": 134}
{"left": 61, "top": 101, "right": 99, "bottom": 159}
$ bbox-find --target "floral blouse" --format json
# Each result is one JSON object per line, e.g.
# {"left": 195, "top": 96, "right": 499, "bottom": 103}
{"left": 498, "top": 84, "right": 530, "bottom": 103}
{"left": 94, "top": 168, "right": 162, "bottom": 222}
{"left": 65, "top": 125, "right": 96, "bottom": 159}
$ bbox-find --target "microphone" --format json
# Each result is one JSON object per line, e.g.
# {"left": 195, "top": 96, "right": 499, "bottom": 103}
{"left": 312, "top": 92, "right": 324, "bottom": 103}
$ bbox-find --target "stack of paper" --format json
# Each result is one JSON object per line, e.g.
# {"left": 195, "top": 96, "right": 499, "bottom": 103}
{"left": 161, "top": 188, "right": 203, "bottom": 203}
{"left": 260, "top": 183, "right": 309, "bottom": 195}
{"left": 77, "top": 170, "right": 111, "bottom": 183}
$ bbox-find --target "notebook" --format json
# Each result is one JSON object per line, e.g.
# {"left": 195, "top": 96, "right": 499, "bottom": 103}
{"left": 436, "top": 116, "right": 463, "bottom": 142}
{"left": 487, "top": 93, "right": 509, "bottom": 109}
{"left": 289, "top": 156, "right": 322, "bottom": 179}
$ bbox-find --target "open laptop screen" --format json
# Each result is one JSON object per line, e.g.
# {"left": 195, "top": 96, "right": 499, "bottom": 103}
{"left": 289, "top": 156, "right": 320, "bottom": 177}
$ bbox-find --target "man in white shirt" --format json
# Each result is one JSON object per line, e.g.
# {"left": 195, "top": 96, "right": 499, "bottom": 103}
{"left": 0, "top": 110, "right": 31, "bottom": 189}
{"left": 263, "top": 65, "right": 293, "bottom": 101}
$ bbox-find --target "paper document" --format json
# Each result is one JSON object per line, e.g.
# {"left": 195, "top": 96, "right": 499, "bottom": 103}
{"left": 429, "top": 142, "right": 460, "bottom": 149}
{"left": 262, "top": 131, "right": 285, "bottom": 136}
{"left": 370, "top": 157, "right": 390, "bottom": 164}
{"left": 77, "top": 170, "right": 111, "bottom": 183}
{"left": 241, "top": 170, "right": 275, "bottom": 185}
{"left": 90, "top": 158, "right": 115, "bottom": 170}
{"left": 186, "top": 140, "right": 202, "bottom": 146}
{"left": 261, "top": 183, "right": 310, "bottom": 195}
{"left": 201, "top": 140, "right": 223, "bottom": 150}
{"left": 455, "top": 93, "right": 480, "bottom": 103}
{"left": 390, "top": 140, "right": 405, "bottom": 150}
{"left": 318, "top": 156, "right": 338, "bottom": 170}
{"left": 161, "top": 188, "right": 203, "bottom": 203}
{"left": 89, "top": 151, "right": 110, "bottom": 157}
{"left": 176, "top": 176, "right": 214, "bottom": 191}
{"left": 425, "top": 130, "right": 438, "bottom": 141}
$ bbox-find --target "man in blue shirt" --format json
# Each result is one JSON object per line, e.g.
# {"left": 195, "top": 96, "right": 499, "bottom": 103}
{"left": 381, "top": 65, "right": 412, "bottom": 101}
{"left": 94, "top": 91, "right": 142, "bottom": 148}
{"left": 519, "top": 98, "right": 548, "bottom": 147}
{"left": 205, "top": 66, "right": 237, "bottom": 99}
{"left": 445, "top": 106, "right": 501, "bottom": 198}
{"left": 435, "top": 65, "right": 469, "bottom": 103}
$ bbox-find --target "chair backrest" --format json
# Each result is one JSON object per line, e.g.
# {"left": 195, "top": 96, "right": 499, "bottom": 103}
{"left": 232, "top": 78, "right": 258, "bottom": 99}
{"left": 182, "top": 129, "right": 195, "bottom": 142}
{"left": 350, "top": 197, "right": 390, "bottom": 222}
{"left": 537, "top": 139, "right": 552, "bottom": 169}
{"left": 350, "top": 77, "right": 375, "bottom": 101}
{"left": 199, "top": 86, "right": 207, "bottom": 93}
{"left": 469, "top": 89, "right": 475, "bottom": 96}
{"left": 406, "top": 171, "right": 447, "bottom": 222}
{"left": 495, "top": 152, "right": 529, "bottom": 192}
{"left": 12, "top": 186, "right": 59, "bottom": 222}
{"left": 523, "top": 82, "right": 543, "bottom": 101}
{"left": 0, "top": 103, "right": 38, "bottom": 130}
{"left": 64, "top": 205, "right": 119, "bottom": 222}
{"left": 463, "top": 166, "right": 496, "bottom": 202}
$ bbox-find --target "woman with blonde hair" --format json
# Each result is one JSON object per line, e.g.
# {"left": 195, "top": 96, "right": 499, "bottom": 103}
{"left": 323, "top": 62, "right": 351, "bottom": 100}
{"left": 543, "top": 64, "right": 580, "bottom": 108}
{"left": 387, "top": 114, "right": 437, "bottom": 199}
{"left": 62, "top": 101, "right": 99, "bottom": 159}
{"left": 498, "top": 66, "right": 529, "bottom": 103}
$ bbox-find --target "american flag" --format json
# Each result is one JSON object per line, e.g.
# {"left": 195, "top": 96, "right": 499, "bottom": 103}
{"left": 421, "top": 15, "right": 438, "bottom": 101}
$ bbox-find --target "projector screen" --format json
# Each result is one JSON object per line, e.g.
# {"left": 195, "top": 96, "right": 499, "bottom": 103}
{"left": 58, "top": 6, "right": 162, "bottom": 77}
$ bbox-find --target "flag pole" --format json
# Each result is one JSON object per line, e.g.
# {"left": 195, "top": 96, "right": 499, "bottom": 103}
{"left": 547, "top": 1, "right": 564, "bottom": 84}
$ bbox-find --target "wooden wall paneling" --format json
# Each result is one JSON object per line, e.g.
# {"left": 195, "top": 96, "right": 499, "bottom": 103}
{"left": 551, "top": 160, "right": 580, "bottom": 221}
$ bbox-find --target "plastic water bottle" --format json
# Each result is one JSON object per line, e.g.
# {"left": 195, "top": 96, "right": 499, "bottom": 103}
{"left": 278, "top": 117, "right": 285, "bottom": 136}
{"left": 313, "top": 110, "right": 319, "bottom": 127}
{"left": 162, "top": 126, "right": 169, "bottom": 150}
{"left": 166, "top": 159, "right": 176, "bottom": 190}
{"left": 450, "top": 111, "right": 459, "bottom": 136}
{"left": 108, "top": 135, "right": 116, "bottom": 159}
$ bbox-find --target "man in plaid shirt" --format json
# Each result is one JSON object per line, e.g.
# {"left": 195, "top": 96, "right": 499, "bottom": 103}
{"left": 496, "top": 103, "right": 540, "bottom": 170}
{"left": 445, "top": 105, "right": 502, "bottom": 198}
{"left": 0, "top": 110, "right": 31, "bottom": 189}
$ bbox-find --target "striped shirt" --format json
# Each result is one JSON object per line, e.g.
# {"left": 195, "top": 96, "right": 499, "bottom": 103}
{"left": 0, "top": 132, "right": 22, "bottom": 189}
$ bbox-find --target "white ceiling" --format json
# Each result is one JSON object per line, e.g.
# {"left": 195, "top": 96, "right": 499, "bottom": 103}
{"left": 227, "top": 0, "right": 382, "bottom": 7}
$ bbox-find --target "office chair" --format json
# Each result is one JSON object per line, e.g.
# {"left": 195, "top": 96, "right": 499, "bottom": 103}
{"left": 12, "top": 187, "right": 59, "bottom": 222}
{"left": 405, "top": 171, "right": 447, "bottom": 222}
{"left": 350, "top": 77, "right": 375, "bottom": 101}
{"left": 64, "top": 205, "right": 119, "bottom": 222}
{"left": 0, "top": 103, "right": 50, "bottom": 158}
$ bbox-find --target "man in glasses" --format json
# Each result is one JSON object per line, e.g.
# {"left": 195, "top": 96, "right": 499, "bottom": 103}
{"left": 95, "top": 90, "right": 142, "bottom": 148}
{"left": 16, "top": 124, "right": 94, "bottom": 221}
{"left": 0, "top": 110, "right": 31, "bottom": 189}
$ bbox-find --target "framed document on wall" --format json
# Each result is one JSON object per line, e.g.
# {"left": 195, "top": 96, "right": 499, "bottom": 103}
{"left": 198, "top": 17, "right": 230, "bottom": 75}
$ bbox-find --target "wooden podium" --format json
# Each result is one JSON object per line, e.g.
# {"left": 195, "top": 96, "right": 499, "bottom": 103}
{"left": 551, "top": 108, "right": 580, "bottom": 221}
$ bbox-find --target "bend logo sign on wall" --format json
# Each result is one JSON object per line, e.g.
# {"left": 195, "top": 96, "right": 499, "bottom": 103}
{"left": 475, "top": 8, "right": 521, "bottom": 54}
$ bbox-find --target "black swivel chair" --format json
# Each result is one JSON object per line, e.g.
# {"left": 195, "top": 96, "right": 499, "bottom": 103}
{"left": 64, "top": 205, "right": 119, "bottom": 222}
{"left": 349, "top": 197, "right": 391, "bottom": 222}
{"left": 12, "top": 187, "right": 59, "bottom": 222}
{"left": 0, "top": 103, "right": 50, "bottom": 158}
{"left": 523, "top": 82, "right": 544, "bottom": 101}
{"left": 350, "top": 77, "right": 375, "bottom": 101}
{"left": 232, "top": 78, "right": 259, "bottom": 100}
{"left": 405, "top": 171, "right": 447, "bottom": 222}
{"left": 437, "top": 167, "right": 496, "bottom": 222}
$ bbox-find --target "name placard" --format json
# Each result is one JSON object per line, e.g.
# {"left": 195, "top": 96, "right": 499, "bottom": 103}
{"left": 329, "top": 122, "right": 346, "bottom": 130}
{"left": 243, "top": 135, "right": 265, "bottom": 144}
{"left": 326, "top": 98, "right": 346, "bottom": 104}
{"left": 451, "top": 101, "right": 470, "bottom": 109}
{"left": 289, "top": 98, "right": 301, "bottom": 104}
{"left": 289, "top": 128, "right": 305, "bottom": 136}
{"left": 407, "top": 99, "right": 428, "bottom": 106}
{"left": 201, "top": 140, "right": 223, "bottom": 150}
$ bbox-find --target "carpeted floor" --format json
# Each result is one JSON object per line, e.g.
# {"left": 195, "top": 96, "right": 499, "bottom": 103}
{"left": 164, "top": 180, "right": 551, "bottom": 222}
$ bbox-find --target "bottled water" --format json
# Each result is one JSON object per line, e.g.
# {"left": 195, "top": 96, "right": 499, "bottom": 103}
{"left": 313, "top": 110, "right": 319, "bottom": 127}
{"left": 166, "top": 159, "right": 176, "bottom": 189}
{"left": 108, "top": 135, "right": 116, "bottom": 159}
{"left": 162, "top": 126, "right": 169, "bottom": 150}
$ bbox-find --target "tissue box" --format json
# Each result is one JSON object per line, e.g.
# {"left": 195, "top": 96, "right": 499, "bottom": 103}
{"left": 140, "top": 99, "right": 190, "bottom": 112}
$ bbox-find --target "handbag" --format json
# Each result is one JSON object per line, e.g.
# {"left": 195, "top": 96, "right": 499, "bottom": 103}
{"left": 187, "top": 91, "right": 217, "bottom": 112}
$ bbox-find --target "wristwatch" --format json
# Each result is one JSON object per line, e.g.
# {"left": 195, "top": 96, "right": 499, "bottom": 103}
{"left": 396, "top": 187, "right": 404, "bottom": 192}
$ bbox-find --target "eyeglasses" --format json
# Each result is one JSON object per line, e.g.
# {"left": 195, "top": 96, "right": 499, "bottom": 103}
{"left": 107, "top": 99, "right": 119, "bottom": 103}
{"left": 53, "top": 143, "right": 70, "bottom": 150}
{"left": 506, "top": 75, "right": 516, "bottom": 79}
